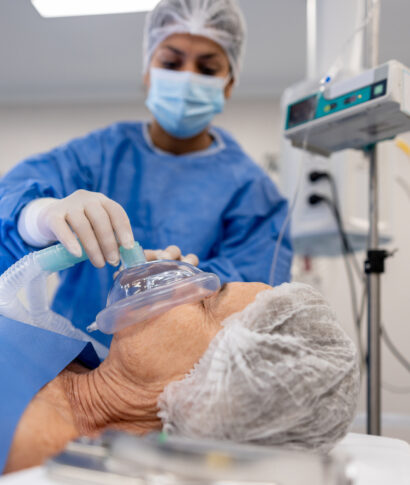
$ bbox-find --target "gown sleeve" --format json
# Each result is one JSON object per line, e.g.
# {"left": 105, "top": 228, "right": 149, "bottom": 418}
{"left": 198, "top": 174, "right": 293, "bottom": 286}
{"left": 0, "top": 317, "right": 100, "bottom": 473}
{"left": 0, "top": 132, "right": 103, "bottom": 273}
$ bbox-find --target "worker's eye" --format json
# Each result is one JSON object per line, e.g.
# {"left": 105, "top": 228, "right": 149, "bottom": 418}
{"left": 162, "top": 61, "right": 181, "bottom": 70}
{"left": 157, "top": 52, "right": 183, "bottom": 70}
{"left": 198, "top": 66, "right": 218, "bottom": 76}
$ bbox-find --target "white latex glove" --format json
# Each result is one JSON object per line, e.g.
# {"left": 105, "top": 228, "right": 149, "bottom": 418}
{"left": 144, "top": 245, "right": 199, "bottom": 266}
{"left": 39, "top": 190, "right": 134, "bottom": 268}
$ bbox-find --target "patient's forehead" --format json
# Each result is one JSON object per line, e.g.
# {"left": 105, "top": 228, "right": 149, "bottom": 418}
{"left": 228, "top": 281, "right": 271, "bottom": 292}
{"left": 223, "top": 282, "right": 271, "bottom": 301}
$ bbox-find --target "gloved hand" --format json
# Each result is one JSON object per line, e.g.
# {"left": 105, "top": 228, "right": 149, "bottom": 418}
{"left": 38, "top": 190, "right": 134, "bottom": 268}
{"left": 113, "top": 245, "right": 199, "bottom": 279}
{"left": 144, "top": 245, "right": 199, "bottom": 266}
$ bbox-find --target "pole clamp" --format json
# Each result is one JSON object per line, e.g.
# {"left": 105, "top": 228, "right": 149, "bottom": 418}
{"left": 364, "top": 249, "right": 396, "bottom": 274}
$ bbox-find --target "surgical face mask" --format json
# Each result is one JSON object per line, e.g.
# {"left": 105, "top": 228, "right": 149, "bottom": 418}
{"left": 146, "top": 67, "right": 228, "bottom": 139}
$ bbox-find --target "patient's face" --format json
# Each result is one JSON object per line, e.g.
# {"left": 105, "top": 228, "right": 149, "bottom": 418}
{"left": 109, "top": 282, "right": 270, "bottom": 390}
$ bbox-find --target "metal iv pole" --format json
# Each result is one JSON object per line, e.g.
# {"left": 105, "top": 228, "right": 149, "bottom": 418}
{"left": 365, "top": 145, "right": 382, "bottom": 435}
{"left": 363, "top": 0, "right": 384, "bottom": 435}
{"left": 305, "top": 0, "right": 386, "bottom": 434}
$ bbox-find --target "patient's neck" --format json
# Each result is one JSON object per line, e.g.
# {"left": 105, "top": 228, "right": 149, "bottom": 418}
{"left": 62, "top": 362, "right": 162, "bottom": 435}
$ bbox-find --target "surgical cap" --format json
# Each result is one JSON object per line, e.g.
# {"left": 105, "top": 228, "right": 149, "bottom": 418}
{"left": 143, "top": 0, "right": 247, "bottom": 81}
{"left": 158, "top": 283, "right": 360, "bottom": 452}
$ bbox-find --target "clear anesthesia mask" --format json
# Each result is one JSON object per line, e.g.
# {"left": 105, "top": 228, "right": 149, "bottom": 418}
{"left": 88, "top": 243, "right": 220, "bottom": 334}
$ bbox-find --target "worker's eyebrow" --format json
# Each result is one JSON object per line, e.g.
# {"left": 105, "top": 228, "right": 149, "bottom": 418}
{"left": 162, "top": 45, "right": 185, "bottom": 56}
{"left": 197, "top": 52, "right": 221, "bottom": 60}
{"left": 162, "top": 45, "right": 222, "bottom": 60}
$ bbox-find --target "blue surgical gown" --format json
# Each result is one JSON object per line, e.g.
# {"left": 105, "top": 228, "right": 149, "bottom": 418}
{"left": 0, "top": 122, "right": 292, "bottom": 346}
{"left": 0, "top": 314, "right": 99, "bottom": 472}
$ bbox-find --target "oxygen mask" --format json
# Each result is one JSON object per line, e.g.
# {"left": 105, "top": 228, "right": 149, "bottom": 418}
{"left": 88, "top": 243, "right": 221, "bottom": 334}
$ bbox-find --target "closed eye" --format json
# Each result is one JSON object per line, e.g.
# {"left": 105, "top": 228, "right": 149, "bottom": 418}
{"left": 199, "top": 282, "right": 228, "bottom": 309}
{"left": 218, "top": 282, "right": 228, "bottom": 297}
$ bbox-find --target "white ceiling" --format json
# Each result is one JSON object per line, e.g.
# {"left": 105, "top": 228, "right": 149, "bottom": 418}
{"left": 0, "top": 0, "right": 409, "bottom": 104}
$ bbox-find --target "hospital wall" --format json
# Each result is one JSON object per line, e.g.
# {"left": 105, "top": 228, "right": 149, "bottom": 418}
{"left": 0, "top": 98, "right": 409, "bottom": 438}
{"left": 0, "top": 99, "right": 280, "bottom": 174}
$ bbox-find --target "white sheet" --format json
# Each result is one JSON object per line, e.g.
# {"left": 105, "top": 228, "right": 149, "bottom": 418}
{"left": 333, "top": 433, "right": 410, "bottom": 485}
{"left": 1, "top": 433, "right": 409, "bottom": 484}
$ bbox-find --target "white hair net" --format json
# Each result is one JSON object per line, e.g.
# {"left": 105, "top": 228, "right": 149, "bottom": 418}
{"left": 158, "top": 283, "right": 360, "bottom": 453}
{"left": 143, "top": 0, "right": 247, "bottom": 80}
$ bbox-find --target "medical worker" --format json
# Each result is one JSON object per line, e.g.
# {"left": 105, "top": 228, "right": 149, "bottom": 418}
{"left": 0, "top": 0, "right": 292, "bottom": 346}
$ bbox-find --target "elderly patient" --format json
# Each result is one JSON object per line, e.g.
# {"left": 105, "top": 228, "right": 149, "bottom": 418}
{"left": 5, "top": 282, "right": 359, "bottom": 472}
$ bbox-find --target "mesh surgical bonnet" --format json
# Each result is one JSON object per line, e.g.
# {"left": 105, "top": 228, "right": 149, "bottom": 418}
{"left": 143, "top": 0, "right": 247, "bottom": 81}
{"left": 158, "top": 283, "right": 360, "bottom": 453}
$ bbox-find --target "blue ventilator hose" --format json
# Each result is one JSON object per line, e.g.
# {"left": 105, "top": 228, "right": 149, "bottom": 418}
{"left": 0, "top": 241, "right": 146, "bottom": 360}
{"left": 36, "top": 241, "right": 146, "bottom": 272}
{"left": 0, "top": 240, "right": 219, "bottom": 350}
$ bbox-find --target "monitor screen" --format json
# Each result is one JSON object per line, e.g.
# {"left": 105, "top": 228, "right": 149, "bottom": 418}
{"left": 287, "top": 95, "right": 317, "bottom": 129}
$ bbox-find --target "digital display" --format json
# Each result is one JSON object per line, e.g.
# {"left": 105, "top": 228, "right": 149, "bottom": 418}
{"left": 287, "top": 95, "right": 317, "bottom": 128}
{"left": 344, "top": 95, "right": 357, "bottom": 105}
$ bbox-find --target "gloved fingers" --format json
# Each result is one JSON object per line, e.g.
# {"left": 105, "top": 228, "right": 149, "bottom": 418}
{"left": 102, "top": 198, "right": 134, "bottom": 250}
{"left": 85, "top": 203, "right": 120, "bottom": 266}
{"left": 144, "top": 250, "right": 159, "bottom": 261}
{"left": 150, "top": 249, "right": 172, "bottom": 260}
{"left": 47, "top": 214, "right": 83, "bottom": 258}
{"left": 113, "top": 265, "right": 124, "bottom": 280}
{"left": 182, "top": 253, "right": 199, "bottom": 266}
{"left": 144, "top": 247, "right": 184, "bottom": 262}
{"left": 66, "top": 211, "right": 105, "bottom": 268}
{"left": 164, "top": 245, "right": 182, "bottom": 260}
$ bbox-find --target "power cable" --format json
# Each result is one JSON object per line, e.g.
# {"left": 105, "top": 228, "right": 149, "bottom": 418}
{"left": 309, "top": 172, "right": 367, "bottom": 369}
{"left": 309, "top": 193, "right": 366, "bottom": 368}
{"left": 320, "top": 0, "right": 380, "bottom": 87}
{"left": 382, "top": 382, "right": 410, "bottom": 394}
{"left": 269, "top": 129, "right": 314, "bottom": 286}
{"left": 309, "top": 171, "right": 364, "bottom": 281}
{"left": 381, "top": 324, "right": 410, "bottom": 373}
{"left": 310, "top": 177, "right": 410, "bottom": 385}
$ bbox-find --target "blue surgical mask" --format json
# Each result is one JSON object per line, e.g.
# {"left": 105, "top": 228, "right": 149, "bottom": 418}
{"left": 146, "top": 67, "right": 227, "bottom": 139}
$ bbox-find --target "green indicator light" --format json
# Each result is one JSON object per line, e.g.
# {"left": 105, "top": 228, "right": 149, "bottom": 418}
{"left": 373, "top": 84, "right": 384, "bottom": 96}
{"left": 324, "top": 105, "right": 331, "bottom": 112}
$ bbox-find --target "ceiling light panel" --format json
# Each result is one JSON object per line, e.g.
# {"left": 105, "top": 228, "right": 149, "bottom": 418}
{"left": 31, "top": 0, "right": 160, "bottom": 18}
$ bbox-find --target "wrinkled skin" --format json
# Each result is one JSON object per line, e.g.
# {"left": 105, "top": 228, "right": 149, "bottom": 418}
{"left": 65, "top": 282, "right": 270, "bottom": 434}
